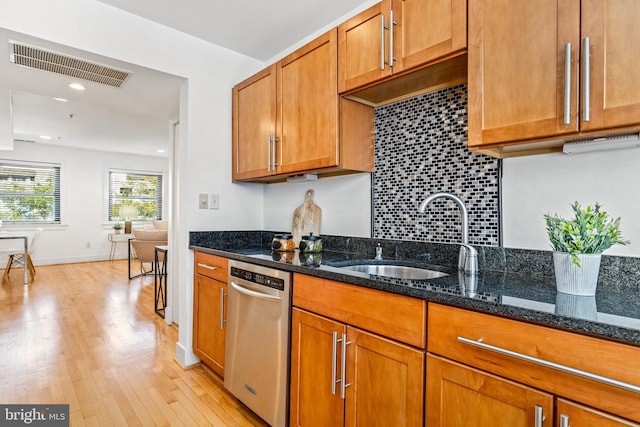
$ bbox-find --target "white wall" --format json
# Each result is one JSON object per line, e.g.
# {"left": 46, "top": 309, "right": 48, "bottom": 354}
{"left": 502, "top": 148, "right": 640, "bottom": 257}
{"left": 263, "top": 173, "right": 372, "bottom": 236}
{"left": 0, "top": 141, "right": 168, "bottom": 264}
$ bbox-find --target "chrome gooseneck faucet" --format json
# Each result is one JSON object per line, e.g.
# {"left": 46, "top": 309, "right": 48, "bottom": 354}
{"left": 418, "top": 192, "right": 478, "bottom": 276}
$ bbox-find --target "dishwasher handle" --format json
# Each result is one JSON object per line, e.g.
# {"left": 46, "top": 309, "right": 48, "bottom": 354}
{"left": 230, "top": 281, "right": 282, "bottom": 301}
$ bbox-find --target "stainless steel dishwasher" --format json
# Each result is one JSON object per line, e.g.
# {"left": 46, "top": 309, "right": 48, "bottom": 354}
{"left": 224, "top": 259, "right": 292, "bottom": 427}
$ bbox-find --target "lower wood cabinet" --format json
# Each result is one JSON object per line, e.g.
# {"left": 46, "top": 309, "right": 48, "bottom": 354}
{"left": 557, "top": 398, "right": 639, "bottom": 427}
{"left": 290, "top": 307, "right": 424, "bottom": 427}
{"left": 426, "top": 354, "right": 553, "bottom": 427}
{"left": 193, "top": 252, "right": 228, "bottom": 378}
{"left": 427, "top": 303, "right": 640, "bottom": 426}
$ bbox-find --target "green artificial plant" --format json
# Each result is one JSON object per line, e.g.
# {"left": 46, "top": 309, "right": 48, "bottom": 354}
{"left": 113, "top": 222, "right": 123, "bottom": 231}
{"left": 544, "top": 201, "right": 629, "bottom": 267}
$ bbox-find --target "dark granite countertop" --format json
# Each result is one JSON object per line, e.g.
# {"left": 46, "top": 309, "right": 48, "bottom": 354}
{"left": 189, "top": 231, "right": 640, "bottom": 348}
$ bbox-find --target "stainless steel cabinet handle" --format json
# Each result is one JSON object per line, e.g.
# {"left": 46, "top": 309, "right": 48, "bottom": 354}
{"left": 272, "top": 134, "right": 278, "bottom": 169}
{"left": 458, "top": 336, "right": 640, "bottom": 394}
{"left": 267, "top": 133, "right": 272, "bottom": 171}
{"left": 535, "top": 405, "right": 545, "bottom": 427}
{"left": 559, "top": 414, "right": 570, "bottom": 427}
{"left": 197, "top": 263, "right": 218, "bottom": 271}
{"left": 331, "top": 331, "right": 340, "bottom": 395}
{"left": 230, "top": 281, "right": 281, "bottom": 301}
{"left": 388, "top": 10, "right": 396, "bottom": 67}
{"left": 583, "top": 37, "right": 591, "bottom": 122}
{"left": 380, "top": 15, "right": 386, "bottom": 70}
{"left": 340, "top": 333, "right": 352, "bottom": 399}
{"left": 219, "top": 287, "right": 227, "bottom": 330}
{"left": 564, "top": 42, "right": 572, "bottom": 125}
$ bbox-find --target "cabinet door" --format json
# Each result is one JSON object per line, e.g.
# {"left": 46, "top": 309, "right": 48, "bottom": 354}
{"left": 581, "top": 0, "right": 640, "bottom": 132}
{"left": 279, "top": 29, "right": 339, "bottom": 174}
{"left": 393, "top": 0, "right": 467, "bottom": 73}
{"left": 345, "top": 327, "right": 424, "bottom": 427}
{"left": 426, "top": 354, "right": 554, "bottom": 427}
{"left": 338, "top": 2, "right": 392, "bottom": 93}
{"left": 557, "top": 399, "right": 640, "bottom": 427}
{"left": 193, "top": 275, "right": 226, "bottom": 378}
{"left": 232, "top": 64, "right": 277, "bottom": 181}
{"left": 468, "top": 0, "right": 581, "bottom": 148}
{"left": 290, "top": 308, "right": 345, "bottom": 427}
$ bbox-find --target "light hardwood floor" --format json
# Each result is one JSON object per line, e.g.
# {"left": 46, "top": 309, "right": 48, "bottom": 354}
{"left": 0, "top": 260, "right": 268, "bottom": 426}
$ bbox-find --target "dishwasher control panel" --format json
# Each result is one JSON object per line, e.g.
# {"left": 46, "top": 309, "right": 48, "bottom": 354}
{"left": 230, "top": 266, "right": 285, "bottom": 291}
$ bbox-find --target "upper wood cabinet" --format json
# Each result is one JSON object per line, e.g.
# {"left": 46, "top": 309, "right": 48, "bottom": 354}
{"left": 232, "top": 65, "right": 277, "bottom": 181}
{"left": 232, "top": 29, "right": 373, "bottom": 183}
{"left": 338, "top": 0, "right": 467, "bottom": 95}
{"left": 468, "top": 0, "right": 640, "bottom": 157}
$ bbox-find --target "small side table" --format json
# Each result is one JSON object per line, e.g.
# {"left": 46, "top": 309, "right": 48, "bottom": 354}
{"left": 108, "top": 233, "right": 133, "bottom": 260}
{"left": 154, "top": 245, "right": 168, "bottom": 318}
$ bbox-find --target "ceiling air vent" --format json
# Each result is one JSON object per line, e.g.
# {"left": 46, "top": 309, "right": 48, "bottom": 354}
{"left": 8, "top": 40, "right": 130, "bottom": 88}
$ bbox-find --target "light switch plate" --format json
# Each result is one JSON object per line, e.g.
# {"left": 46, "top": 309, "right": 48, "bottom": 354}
{"left": 209, "top": 194, "right": 219, "bottom": 210}
{"left": 198, "top": 193, "right": 208, "bottom": 209}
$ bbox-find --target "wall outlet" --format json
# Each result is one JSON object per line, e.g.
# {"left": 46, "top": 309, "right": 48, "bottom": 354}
{"left": 209, "top": 193, "right": 219, "bottom": 210}
{"left": 198, "top": 193, "right": 208, "bottom": 209}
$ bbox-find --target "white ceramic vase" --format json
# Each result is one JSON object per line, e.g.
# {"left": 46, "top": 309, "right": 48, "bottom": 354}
{"left": 552, "top": 252, "right": 602, "bottom": 296}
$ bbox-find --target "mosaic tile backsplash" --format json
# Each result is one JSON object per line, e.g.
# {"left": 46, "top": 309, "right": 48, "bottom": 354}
{"left": 373, "top": 84, "right": 500, "bottom": 246}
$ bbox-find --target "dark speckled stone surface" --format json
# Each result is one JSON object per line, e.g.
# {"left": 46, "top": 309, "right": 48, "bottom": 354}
{"left": 189, "top": 231, "right": 640, "bottom": 347}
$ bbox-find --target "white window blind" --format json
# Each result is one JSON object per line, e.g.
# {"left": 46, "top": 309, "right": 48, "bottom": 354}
{"left": 0, "top": 161, "right": 61, "bottom": 223}
{"left": 109, "top": 170, "right": 163, "bottom": 221}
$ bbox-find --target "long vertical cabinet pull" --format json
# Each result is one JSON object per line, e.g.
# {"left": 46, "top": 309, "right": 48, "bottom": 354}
{"left": 219, "top": 287, "right": 227, "bottom": 330}
{"left": 331, "top": 331, "right": 340, "bottom": 395}
{"left": 271, "top": 134, "right": 278, "bottom": 170}
{"left": 534, "top": 405, "right": 545, "bottom": 427}
{"left": 559, "top": 414, "right": 570, "bottom": 427}
{"left": 583, "top": 37, "right": 591, "bottom": 123}
{"left": 388, "top": 10, "right": 396, "bottom": 67}
{"left": 564, "top": 43, "right": 572, "bottom": 125}
{"left": 267, "top": 134, "right": 272, "bottom": 171}
{"left": 340, "top": 333, "right": 352, "bottom": 399}
{"left": 380, "top": 15, "right": 386, "bottom": 70}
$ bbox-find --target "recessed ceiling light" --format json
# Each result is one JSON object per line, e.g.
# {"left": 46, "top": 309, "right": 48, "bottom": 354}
{"left": 156, "top": 149, "right": 166, "bottom": 153}
{"left": 40, "top": 135, "right": 52, "bottom": 140}
{"left": 68, "top": 83, "right": 85, "bottom": 91}
{"left": 52, "top": 97, "right": 68, "bottom": 102}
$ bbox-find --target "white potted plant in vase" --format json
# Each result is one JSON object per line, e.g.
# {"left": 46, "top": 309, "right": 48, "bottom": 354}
{"left": 544, "top": 201, "right": 629, "bottom": 296}
{"left": 113, "top": 222, "right": 123, "bottom": 234}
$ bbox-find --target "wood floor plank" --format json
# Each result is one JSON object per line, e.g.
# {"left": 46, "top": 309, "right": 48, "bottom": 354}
{"left": 0, "top": 260, "right": 268, "bottom": 426}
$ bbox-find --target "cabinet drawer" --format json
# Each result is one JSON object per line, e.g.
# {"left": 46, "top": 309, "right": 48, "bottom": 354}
{"left": 194, "top": 252, "right": 228, "bottom": 282}
{"left": 293, "top": 273, "right": 426, "bottom": 348}
{"left": 428, "top": 303, "right": 640, "bottom": 423}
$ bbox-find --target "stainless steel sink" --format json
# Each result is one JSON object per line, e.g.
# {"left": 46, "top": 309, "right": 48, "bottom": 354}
{"left": 339, "top": 264, "right": 449, "bottom": 280}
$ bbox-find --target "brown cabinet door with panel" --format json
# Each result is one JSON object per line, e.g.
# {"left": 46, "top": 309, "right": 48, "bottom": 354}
{"left": 557, "top": 398, "right": 640, "bottom": 427}
{"left": 393, "top": 0, "right": 466, "bottom": 72}
{"left": 581, "top": 0, "right": 640, "bottom": 132}
{"left": 426, "top": 354, "right": 554, "bottom": 427}
{"left": 468, "top": 0, "right": 581, "bottom": 148}
{"left": 193, "top": 275, "right": 226, "bottom": 378}
{"left": 193, "top": 252, "right": 228, "bottom": 378}
{"left": 278, "top": 29, "right": 339, "bottom": 174}
{"left": 344, "top": 327, "right": 424, "bottom": 427}
{"left": 290, "top": 308, "right": 345, "bottom": 427}
{"left": 232, "top": 64, "right": 277, "bottom": 181}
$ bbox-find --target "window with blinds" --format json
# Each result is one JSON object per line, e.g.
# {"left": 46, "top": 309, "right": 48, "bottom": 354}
{"left": 0, "top": 161, "right": 61, "bottom": 223}
{"left": 109, "top": 170, "right": 163, "bottom": 221}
